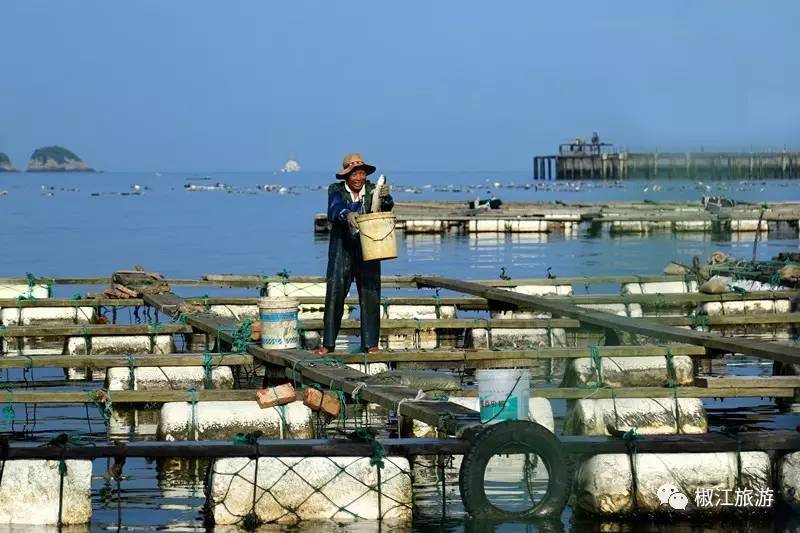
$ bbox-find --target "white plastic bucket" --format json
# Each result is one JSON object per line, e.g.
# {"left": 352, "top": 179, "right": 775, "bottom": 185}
{"left": 258, "top": 297, "right": 300, "bottom": 349}
{"left": 356, "top": 212, "right": 398, "bottom": 261}
{"left": 476, "top": 369, "right": 530, "bottom": 423}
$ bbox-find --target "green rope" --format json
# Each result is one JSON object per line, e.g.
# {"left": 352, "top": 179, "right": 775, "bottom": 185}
{"left": 203, "top": 352, "right": 213, "bottom": 389}
{"left": 590, "top": 346, "right": 604, "bottom": 386}
{"left": 354, "top": 428, "right": 385, "bottom": 469}
{"left": 148, "top": 320, "right": 160, "bottom": 353}
{"left": 662, "top": 346, "right": 683, "bottom": 434}
{"left": 216, "top": 320, "right": 252, "bottom": 353}
{"left": 232, "top": 431, "right": 262, "bottom": 446}
{"left": 433, "top": 289, "right": 442, "bottom": 319}
{"left": 382, "top": 297, "right": 390, "bottom": 318}
{"left": 334, "top": 390, "right": 348, "bottom": 427}
{"left": 2, "top": 388, "right": 15, "bottom": 425}
{"left": 82, "top": 325, "right": 92, "bottom": 354}
{"left": 89, "top": 389, "right": 113, "bottom": 423}
{"left": 622, "top": 427, "right": 640, "bottom": 512}
{"left": 187, "top": 386, "right": 198, "bottom": 440}
{"left": 126, "top": 354, "right": 136, "bottom": 390}
{"left": 277, "top": 269, "right": 291, "bottom": 289}
{"left": 769, "top": 272, "right": 782, "bottom": 287}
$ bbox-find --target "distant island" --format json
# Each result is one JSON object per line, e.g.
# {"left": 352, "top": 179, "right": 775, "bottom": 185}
{"left": 27, "top": 146, "right": 94, "bottom": 172}
{"left": 0, "top": 152, "right": 16, "bottom": 172}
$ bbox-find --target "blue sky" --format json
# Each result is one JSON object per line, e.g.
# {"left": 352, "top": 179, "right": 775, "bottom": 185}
{"left": 1, "top": 1, "right": 798, "bottom": 172}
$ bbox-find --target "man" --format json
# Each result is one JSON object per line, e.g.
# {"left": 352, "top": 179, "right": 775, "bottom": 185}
{"left": 315, "top": 153, "right": 393, "bottom": 356}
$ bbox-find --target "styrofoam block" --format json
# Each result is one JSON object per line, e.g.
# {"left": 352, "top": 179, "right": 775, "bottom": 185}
{"left": 0, "top": 284, "right": 49, "bottom": 299}
{"left": 404, "top": 220, "right": 444, "bottom": 233}
{"left": 574, "top": 452, "right": 770, "bottom": 514}
{"left": 106, "top": 366, "right": 234, "bottom": 391}
{"left": 385, "top": 305, "right": 456, "bottom": 320}
{"left": 158, "top": 400, "right": 313, "bottom": 440}
{"left": 492, "top": 285, "right": 573, "bottom": 319}
{"left": 209, "top": 305, "right": 258, "bottom": 320}
{"left": 66, "top": 335, "right": 175, "bottom": 380}
{"left": 779, "top": 451, "right": 800, "bottom": 506}
{"left": 387, "top": 329, "right": 437, "bottom": 350}
{"left": 469, "top": 328, "right": 550, "bottom": 349}
{"left": 0, "top": 460, "right": 92, "bottom": 525}
{"left": 211, "top": 456, "right": 411, "bottom": 525}
{"left": 412, "top": 396, "right": 554, "bottom": 437}
{"left": 564, "top": 398, "right": 707, "bottom": 436}
{"left": 562, "top": 355, "right": 694, "bottom": 387}
{"left": 674, "top": 220, "right": 711, "bottom": 231}
{"left": 1, "top": 306, "right": 94, "bottom": 326}
{"left": 621, "top": 281, "right": 696, "bottom": 295}
{"left": 346, "top": 362, "right": 389, "bottom": 376}
{"left": 731, "top": 219, "right": 768, "bottom": 232}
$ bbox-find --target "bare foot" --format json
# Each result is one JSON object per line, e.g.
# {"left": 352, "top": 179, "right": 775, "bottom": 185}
{"left": 366, "top": 346, "right": 381, "bottom": 354}
{"left": 314, "top": 346, "right": 333, "bottom": 356}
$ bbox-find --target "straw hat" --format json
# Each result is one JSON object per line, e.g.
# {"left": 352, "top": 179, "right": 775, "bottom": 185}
{"left": 336, "top": 152, "right": 376, "bottom": 180}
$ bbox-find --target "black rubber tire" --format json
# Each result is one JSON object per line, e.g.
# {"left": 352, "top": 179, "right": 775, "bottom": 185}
{"left": 459, "top": 420, "right": 569, "bottom": 519}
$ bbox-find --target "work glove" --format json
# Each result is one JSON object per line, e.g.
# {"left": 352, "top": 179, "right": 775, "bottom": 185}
{"left": 378, "top": 184, "right": 391, "bottom": 198}
{"left": 346, "top": 212, "right": 360, "bottom": 233}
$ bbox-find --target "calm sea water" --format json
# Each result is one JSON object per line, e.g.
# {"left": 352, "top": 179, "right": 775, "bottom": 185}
{"left": 0, "top": 171, "right": 799, "bottom": 532}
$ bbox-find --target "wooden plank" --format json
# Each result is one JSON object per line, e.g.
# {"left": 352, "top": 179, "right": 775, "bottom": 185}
{"left": 0, "top": 298, "right": 145, "bottom": 308}
{"left": 0, "top": 323, "right": 192, "bottom": 337}
{"left": 414, "top": 276, "right": 800, "bottom": 365}
{"left": 143, "top": 292, "right": 482, "bottom": 434}
{"left": 696, "top": 376, "right": 800, "bottom": 389}
{"left": 297, "top": 313, "right": 800, "bottom": 332}
{"left": 9, "top": 430, "right": 798, "bottom": 459}
{"left": 0, "top": 353, "right": 252, "bottom": 369}
{"left": 4, "top": 385, "right": 793, "bottom": 404}
{"left": 339, "top": 345, "right": 708, "bottom": 364}
{"left": 299, "top": 317, "right": 582, "bottom": 331}
{"left": 202, "top": 273, "right": 691, "bottom": 288}
{"left": 0, "top": 438, "right": 471, "bottom": 460}
{"left": 560, "top": 430, "right": 800, "bottom": 455}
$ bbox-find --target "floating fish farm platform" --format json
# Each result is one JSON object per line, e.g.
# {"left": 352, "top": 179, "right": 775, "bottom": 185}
{"left": 0, "top": 260, "right": 800, "bottom": 527}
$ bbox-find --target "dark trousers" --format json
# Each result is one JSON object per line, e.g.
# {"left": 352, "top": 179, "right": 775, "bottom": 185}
{"left": 323, "top": 252, "right": 381, "bottom": 350}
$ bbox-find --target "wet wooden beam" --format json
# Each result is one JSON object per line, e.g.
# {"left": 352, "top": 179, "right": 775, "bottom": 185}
{"left": 0, "top": 353, "right": 252, "bottom": 369}
{"left": 0, "top": 323, "right": 192, "bottom": 337}
{"left": 414, "top": 276, "right": 800, "bottom": 365}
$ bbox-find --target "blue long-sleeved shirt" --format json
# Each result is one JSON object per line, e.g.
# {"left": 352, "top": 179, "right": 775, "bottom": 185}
{"left": 327, "top": 181, "right": 394, "bottom": 225}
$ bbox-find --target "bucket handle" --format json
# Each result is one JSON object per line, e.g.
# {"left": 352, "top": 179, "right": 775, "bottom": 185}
{"left": 358, "top": 219, "right": 396, "bottom": 242}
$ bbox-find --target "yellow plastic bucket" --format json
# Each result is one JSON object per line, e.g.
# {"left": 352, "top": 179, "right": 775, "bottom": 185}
{"left": 356, "top": 212, "right": 398, "bottom": 261}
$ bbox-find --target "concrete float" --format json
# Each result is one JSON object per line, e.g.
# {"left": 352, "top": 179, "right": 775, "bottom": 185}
{"left": 158, "top": 400, "right": 314, "bottom": 440}
{"left": 563, "top": 398, "right": 707, "bottom": 436}
{"left": 65, "top": 334, "right": 175, "bottom": 380}
{"left": 210, "top": 456, "right": 412, "bottom": 525}
{"left": 573, "top": 452, "right": 771, "bottom": 514}
{"left": 0, "top": 460, "right": 92, "bottom": 525}
{"left": 561, "top": 355, "right": 694, "bottom": 388}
